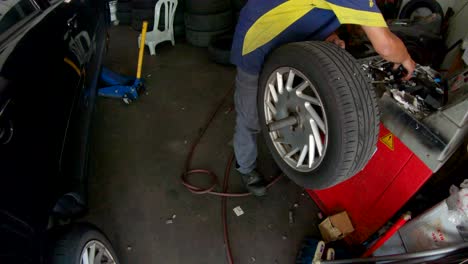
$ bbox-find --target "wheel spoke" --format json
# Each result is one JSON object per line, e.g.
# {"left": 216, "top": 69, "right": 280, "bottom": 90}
{"left": 274, "top": 137, "right": 288, "bottom": 144}
{"left": 269, "top": 84, "right": 279, "bottom": 103}
{"left": 89, "top": 243, "right": 96, "bottom": 264}
{"left": 286, "top": 69, "right": 295, "bottom": 92}
{"left": 295, "top": 81, "right": 308, "bottom": 93}
{"left": 309, "top": 134, "right": 315, "bottom": 168}
{"left": 304, "top": 102, "right": 325, "bottom": 133}
{"left": 297, "top": 93, "right": 321, "bottom": 106}
{"left": 81, "top": 240, "right": 116, "bottom": 264}
{"left": 94, "top": 251, "right": 104, "bottom": 264}
{"left": 296, "top": 144, "right": 308, "bottom": 167}
{"left": 276, "top": 72, "right": 284, "bottom": 94}
{"left": 296, "top": 82, "right": 321, "bottom": 106}
{"left": 310, "top": 119, "right": 323, "bottom": 156}
{"left": 284, "top": 147, "right": 300, "bottom": 159}
{"left": 82, "top": 249, "right": 90, "bottom": 264}
{"left": 276, "top": 141, "right": 288, "bottom": 157}
{"left": 266, "top": 100, "right": 277, "bottom": 115}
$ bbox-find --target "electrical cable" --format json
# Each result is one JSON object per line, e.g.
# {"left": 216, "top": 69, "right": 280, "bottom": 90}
{"left": 180, "top": 83, "right": 282, "bottom": 264}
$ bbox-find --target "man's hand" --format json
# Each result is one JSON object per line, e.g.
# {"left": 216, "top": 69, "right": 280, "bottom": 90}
{"left": 362, "top": 26, "right": 416, "bottom": 80}
{"left": 393, "top": 59, "right": 416, "bottom": 80}
{"left": 325, "top": 33, "right": 345, "bottom": 49}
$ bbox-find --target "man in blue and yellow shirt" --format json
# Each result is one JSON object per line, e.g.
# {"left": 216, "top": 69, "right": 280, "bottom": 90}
{"left": 231, "top": 0, "right": 416, "bottom": 196}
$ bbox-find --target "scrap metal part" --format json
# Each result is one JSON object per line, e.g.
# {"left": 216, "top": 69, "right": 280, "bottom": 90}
{"left": 359, "top": 57, "right": 445, "bottom": 118}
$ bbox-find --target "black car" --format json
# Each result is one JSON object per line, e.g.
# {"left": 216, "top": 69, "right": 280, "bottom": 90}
{"left": 0, "top": 0, "right": 118, "bottom": 263}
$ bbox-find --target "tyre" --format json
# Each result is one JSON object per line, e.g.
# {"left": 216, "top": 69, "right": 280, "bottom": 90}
{"left": 132, "top": 19, "right": 154, "bottom": 31}
{"left": 132, "top": 0, "right": 157, "bottom": 9}
{"left": 174, "top": 24, "right": 185, "bottom": 37}
{"left": 185, "top": 0, "right": 230, "bottom": 15}
{"left": 116, "top": 1, "right": 131, "bottom": 12}
{"left": 208, "top": 34, "right": 233, "bottom": 65}
{"left": 131, "top": 9, "right": 154, "bottom": 31}
{"left": 399, "top": 0, "right": 444, "bottom": 20}
{"left": 184, "top": 10, "right": 233, "bottom": 31}
{"left": 174, "top": 7, "right": 184, "bottom": 25}
{"left": 131, "top": 8, "right": 153, "bottom": 20}
{"left": 49, "top": 223, "right": 119, "bottom": 264}
{"left": 258, "top": 41, "right": 379, "bottom": 189}
{"left": 117, "top": 11, "right": 131, "bottom": 25}
{"left": 185, "top": 27, "right": 231, "bottom": 47}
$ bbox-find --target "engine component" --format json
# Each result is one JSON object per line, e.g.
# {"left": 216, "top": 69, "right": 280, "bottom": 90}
{"left": 360, "top": 57, "right": 445, "bottom": 117}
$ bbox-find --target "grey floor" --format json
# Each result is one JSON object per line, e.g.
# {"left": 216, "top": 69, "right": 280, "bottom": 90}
{"left": 85, "top": 26, "right": 321, "bottom": 264}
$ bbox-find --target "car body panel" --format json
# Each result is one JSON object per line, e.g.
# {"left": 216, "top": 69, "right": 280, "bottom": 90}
{"left": 0, "top": 0, "right": 108, "bottom": 262}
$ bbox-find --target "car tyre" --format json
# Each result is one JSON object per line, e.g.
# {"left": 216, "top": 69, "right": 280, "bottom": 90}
{"left": 49, "top": 223, "right": 119, "bottom": 264}
{"left": 258, "top": 41, "right": 380, "bottom": 189}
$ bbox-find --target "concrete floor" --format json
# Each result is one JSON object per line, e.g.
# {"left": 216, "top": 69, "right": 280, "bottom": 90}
{"left": 85, "top": 26, "right": 321, "bottom": 264}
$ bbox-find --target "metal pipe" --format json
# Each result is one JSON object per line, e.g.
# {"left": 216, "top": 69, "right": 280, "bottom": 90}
{"left": 268, "top": 116, "right": 297, "bottom": 131}
{"left": 362, "top": 212, "right": 411, "bottom": 258}
{"left": 318, "top": 242, "right": 468, "bottom": 264}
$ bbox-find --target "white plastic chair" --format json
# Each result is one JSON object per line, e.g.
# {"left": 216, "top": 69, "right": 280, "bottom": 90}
{"left": 138, "top": 0, "right": 178, "bottom": 55}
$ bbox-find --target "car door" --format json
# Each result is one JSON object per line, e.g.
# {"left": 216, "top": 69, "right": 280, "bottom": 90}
{"left": 59, "top": 0, "right": 108, "bottom": 199}
{"left": 0, "top": 0, "right": 88, "bottom": 261}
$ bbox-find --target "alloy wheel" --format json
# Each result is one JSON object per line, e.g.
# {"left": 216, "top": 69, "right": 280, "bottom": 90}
{"left": 81, "top": 240, "right": 117, "bottom": 264}
{"left": 263, "top": 67, "right": 329, "bottom": 172}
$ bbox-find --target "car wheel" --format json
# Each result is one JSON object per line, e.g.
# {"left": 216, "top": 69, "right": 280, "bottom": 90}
{"left": 50, "top": 223, "right": 119, "bottom": 264}
{"left": 258, "top": 41, "right": 380, "bottom": 189}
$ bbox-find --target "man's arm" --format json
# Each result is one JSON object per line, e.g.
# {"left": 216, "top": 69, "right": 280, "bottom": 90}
{"left": 362, "top": 26, "right": 416, "bottom": 80}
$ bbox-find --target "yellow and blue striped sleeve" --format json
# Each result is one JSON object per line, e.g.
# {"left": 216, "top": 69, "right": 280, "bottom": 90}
{"left": 325, "top": 0, "right": 387, "bottom": 27}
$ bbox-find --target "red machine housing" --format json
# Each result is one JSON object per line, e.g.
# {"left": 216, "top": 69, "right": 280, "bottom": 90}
{"left": 308, "top": 125, "right": 433, "bottom": 245}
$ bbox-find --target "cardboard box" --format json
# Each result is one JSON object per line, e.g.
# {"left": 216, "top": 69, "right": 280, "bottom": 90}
{"left": 319, "top": 211, "right": 354, "bottom": 242}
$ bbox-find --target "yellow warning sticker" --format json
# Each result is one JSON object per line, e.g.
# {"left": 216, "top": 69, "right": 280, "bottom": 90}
{"left": 380, "top": 133, "right": 394, "bottom": 151}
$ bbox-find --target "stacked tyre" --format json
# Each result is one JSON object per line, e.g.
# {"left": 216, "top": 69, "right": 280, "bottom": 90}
{"left": 208, "top": 34, "right": 233, "bottom": 65}
{"left": 174, "top": 0, "right": 185, "bottom": 38}
{"left": 131, "top": 0, "right": 156, "bottom": 30}
{"left": 184, "top": 0, "right": 233, "bottom": 47}
{"left": 231, "top": 0, "right": 246, "bottom": 22}
{"left": 128, "top": 0, "right": 185, "bottom": 37}
{"left": 116, "top": 0, "right": 132, "bottom": 25}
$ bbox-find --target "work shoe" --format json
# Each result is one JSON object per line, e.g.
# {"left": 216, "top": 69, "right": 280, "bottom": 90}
{"left": 240, "top": 170, "right": 267, "bottom": 197}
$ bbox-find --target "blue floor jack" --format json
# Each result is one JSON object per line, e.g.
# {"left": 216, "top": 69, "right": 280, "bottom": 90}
{"left": 98, "top": 21, "right": 148, "bottom": 104}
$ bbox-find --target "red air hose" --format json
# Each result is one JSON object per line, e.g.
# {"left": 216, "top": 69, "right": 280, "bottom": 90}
{"left": 181, "top": 83, "right": 282, "bottom": 264}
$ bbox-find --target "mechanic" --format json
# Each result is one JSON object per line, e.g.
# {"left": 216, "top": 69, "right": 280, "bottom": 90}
{"left": 231, "top": 0, "right": 417, "bottom": 196}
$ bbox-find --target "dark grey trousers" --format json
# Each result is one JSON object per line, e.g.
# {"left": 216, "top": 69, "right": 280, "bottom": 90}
{"left": 233, "top": 68, "right": 260, "bottom": 174}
